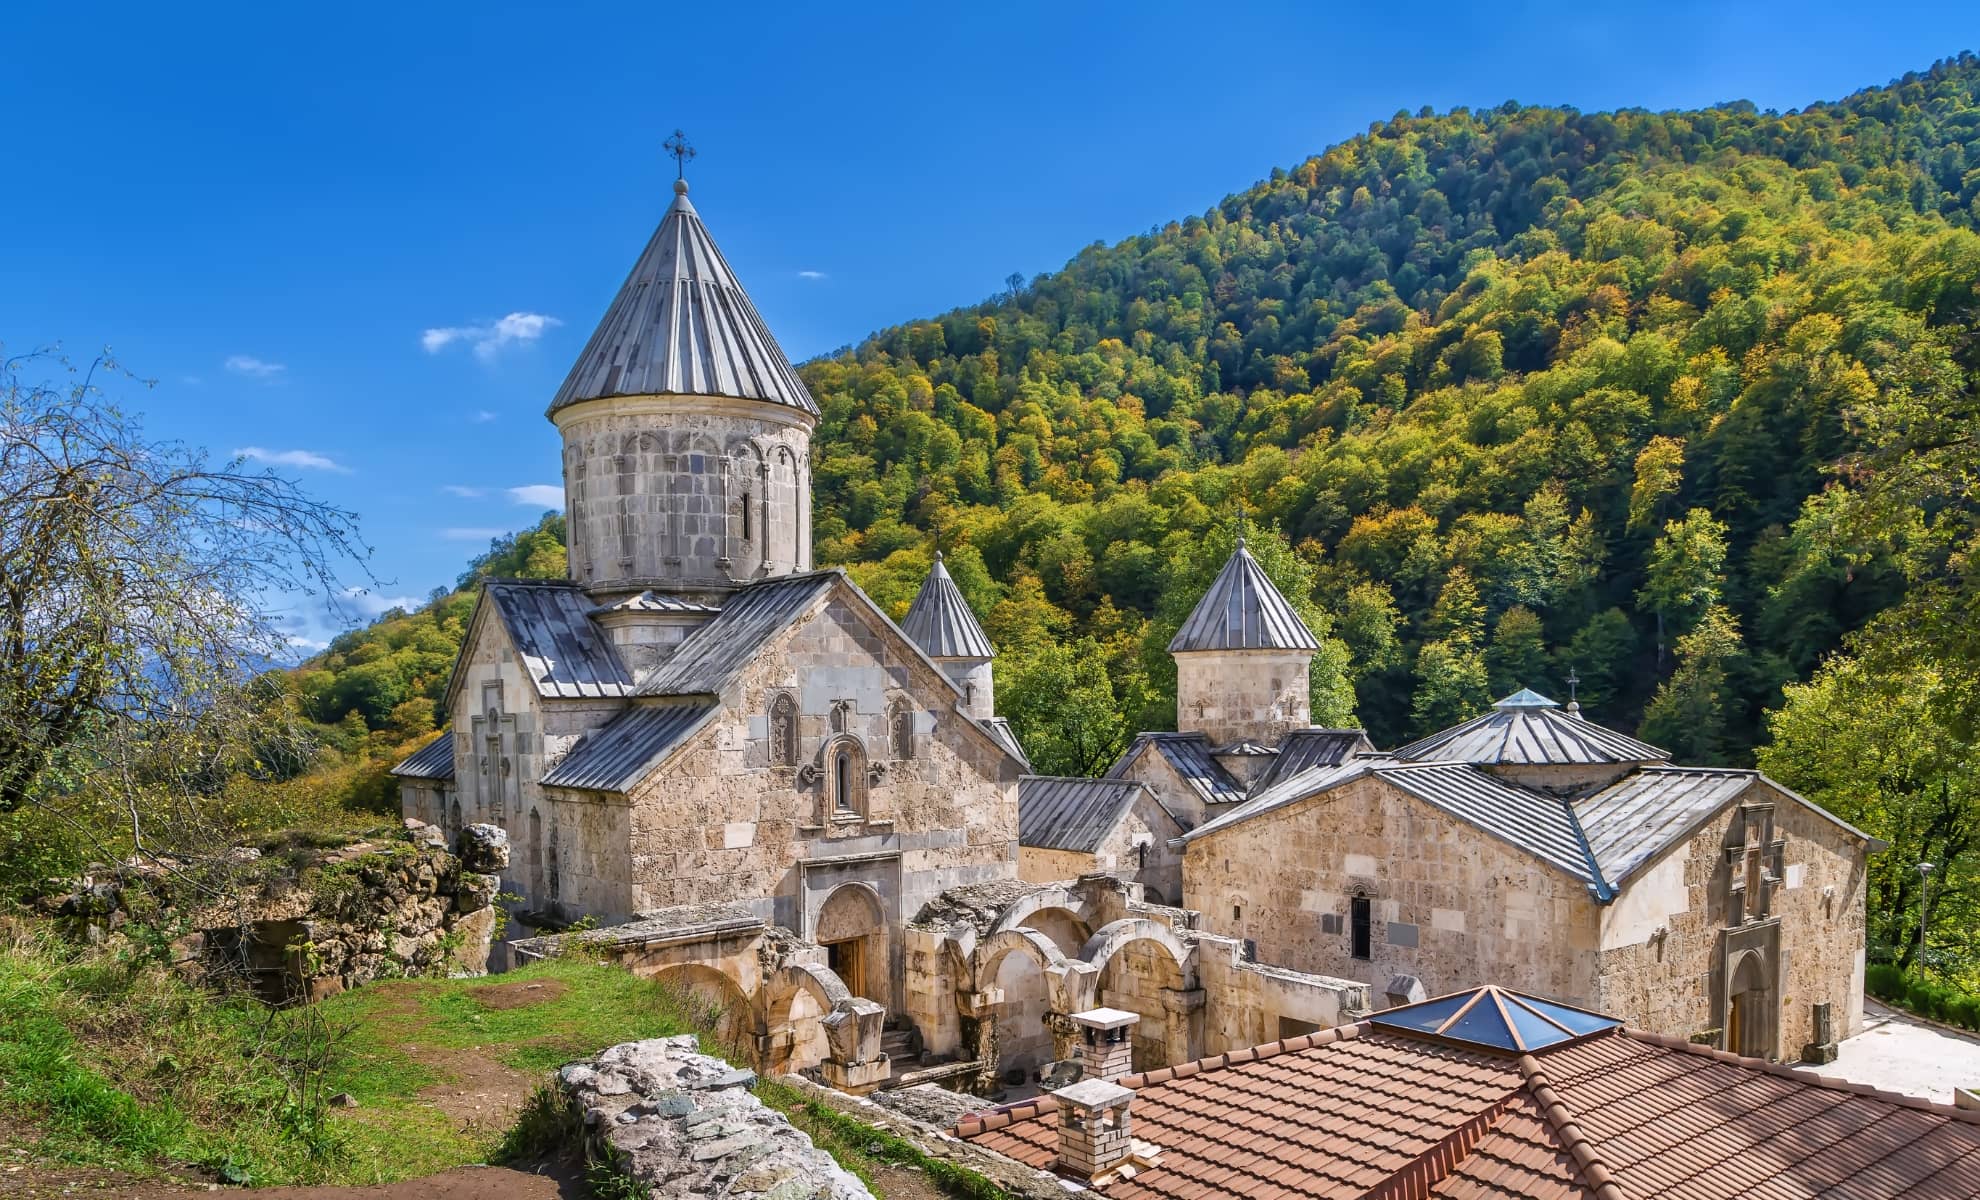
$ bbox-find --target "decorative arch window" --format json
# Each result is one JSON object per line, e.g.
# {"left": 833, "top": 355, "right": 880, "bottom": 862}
{"left": 828, "top": 737, "right": 867, "bottom": 819}
{"left": 888, "top": 697, "right": 914, "bottom": 760}
{"left": 769, "top": 693, "right": 798, "bottom": 767}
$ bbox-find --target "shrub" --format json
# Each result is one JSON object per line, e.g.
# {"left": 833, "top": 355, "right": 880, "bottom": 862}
{"left": 1865, "top": 962, "right": 1905, "bottom": 1001}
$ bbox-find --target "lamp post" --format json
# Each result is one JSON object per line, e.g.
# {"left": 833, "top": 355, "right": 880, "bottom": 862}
{"left": 1918, "top": 861, "right": 1935, "bottom": 972}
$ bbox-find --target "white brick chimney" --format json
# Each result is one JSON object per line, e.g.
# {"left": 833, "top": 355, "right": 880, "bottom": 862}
{"left": 1071, "top": 1007, "right": 1139, "bottom": 1082}
{"left": 1054, "top": 1077, "right": 1134, "bottom": 1181}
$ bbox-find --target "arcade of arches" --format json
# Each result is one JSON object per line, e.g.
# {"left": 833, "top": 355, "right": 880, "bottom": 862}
{"left": 519, "top": 873, "right": 1376, "bottom": 1097}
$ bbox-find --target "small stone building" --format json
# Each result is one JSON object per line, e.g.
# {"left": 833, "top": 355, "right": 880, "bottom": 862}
{"left": 1179, "top": 689, "right": 1879, "bottom": 1063}
{"left": 1014, "top": 777, "right": 1186, "bottom": 903}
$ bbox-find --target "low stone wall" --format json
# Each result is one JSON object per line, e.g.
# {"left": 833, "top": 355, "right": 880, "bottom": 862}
{"left": 35, "top": 818, "right": 501, "bottom": 1004}
{"left": 559, "top": 1036, "right": 873, "bottom": 1199}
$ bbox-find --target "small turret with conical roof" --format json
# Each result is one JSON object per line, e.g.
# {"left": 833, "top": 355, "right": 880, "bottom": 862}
{"left": 552, "top": 172, "right": 815, "bottom": 601}
{"left": 902, "top": 552, "right": 996, "bottom": 719}
{"left": 1169, "top": 532, "right": 1319, "bottom": 745}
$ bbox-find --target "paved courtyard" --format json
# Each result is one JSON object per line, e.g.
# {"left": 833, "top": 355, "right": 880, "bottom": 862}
{"left": 1796, "top": 999, "right": 1980, "bottom": 1104}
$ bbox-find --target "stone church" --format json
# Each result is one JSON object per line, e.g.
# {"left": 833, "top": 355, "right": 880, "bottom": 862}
{"left": 393, "top": 175, "right": 1875, "bottom": 1091}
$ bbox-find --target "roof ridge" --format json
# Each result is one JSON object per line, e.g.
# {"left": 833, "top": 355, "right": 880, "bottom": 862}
{"left": 1362, "top": 1094, "right": 1521, "bottom": 1200}
{"left": 1621, "top": 1027, "right": 1980, "bottom": 1123}
{"left": 1515, "top": 1052, "right": 1626, "bottom": 1200}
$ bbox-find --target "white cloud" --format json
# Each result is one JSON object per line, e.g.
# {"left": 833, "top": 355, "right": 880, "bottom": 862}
{"left": 225, "top": 355, "right": 286, "bottom": 379}
{"left": 797, "top": 270, "right": 827, "bottom": 281}
{"left": 236, "top": 446, "right": 349, "bottom": 472}
{"left": 441, "top": 527, "right": 507, "bottom": 541}
{"left": 338, "top": 586, "right": 421, "bottom": 619}
{"left": 442, "top": 485, "right": 488, "bottom": 498}
{"left": 508, "top": 483, "right": 564, "bottom": 508}
{"left": 471, "top": 409, "right": 498, "bottom": 423}
{"left": 284, "top": 632, "right": 330, "bottom": 653}
{"left": 422, "top": 312, "right": 562, "bottom": 360}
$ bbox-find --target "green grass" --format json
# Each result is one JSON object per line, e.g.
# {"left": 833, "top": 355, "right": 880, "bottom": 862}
{"left": 0, "top": 929, "right": 713, "bottom": 1187}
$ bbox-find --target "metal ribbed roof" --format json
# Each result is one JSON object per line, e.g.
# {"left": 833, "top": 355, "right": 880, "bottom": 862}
{"left": 1575, "top": 767, "right": 1758, "bottom": 886}
{"left": 1380, "top": 763, "right": 1602, "bottom": 886}
{"left": 540, "top": 703, "right": 719, "bottom": 792}
{"left": 900, "top": 553, "right": 995, "bottom": 659}
{"left": 1168, "top": 539, "right": 1320, "bottom": 653}
{"left": 1185, "top": 759, "right": 1365, "bottom": 841}
{"left": 1107, "top": 733, "right": 1248, "bottom": 807}
{"left": 1248, "top": 728, "right": 1373, "bottom": 796}
{"left": 1019, "top": 776, "right": 1168, "bottom": 853}
{"left": 1389, "top": 689, "right": 1667, "bottom": 766}
{"left": 636, "top": 572, "right": 836, "bottom": 696}
{"left": 389, "top": 732, "right": 455, "bottom": 781}
{"left": 485, "top": 581, "right": 637, "bottom": 699}
{"left": 982, "top": 717, "right": 1030, "bottom": 771}
{"left": 549, "top": 181, "right": 818, "bottom": 416}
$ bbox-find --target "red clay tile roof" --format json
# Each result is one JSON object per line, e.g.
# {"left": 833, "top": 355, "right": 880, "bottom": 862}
{"left": 956, "top": 1006, "right": 1980, "bottom": 1199}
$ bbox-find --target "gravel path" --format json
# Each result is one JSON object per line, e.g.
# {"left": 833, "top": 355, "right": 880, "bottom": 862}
{"left": 1795, "top": 999, "right": 1980, "bottom": 1104}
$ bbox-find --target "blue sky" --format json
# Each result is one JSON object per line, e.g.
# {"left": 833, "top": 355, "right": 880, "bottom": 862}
{"left": 3, "top": 2, "right": 1974, "bottom": 648}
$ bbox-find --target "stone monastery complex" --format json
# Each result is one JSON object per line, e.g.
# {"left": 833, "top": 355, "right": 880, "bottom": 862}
{"left": 392, "top": 176, "right": 1878, "bottom": 1098}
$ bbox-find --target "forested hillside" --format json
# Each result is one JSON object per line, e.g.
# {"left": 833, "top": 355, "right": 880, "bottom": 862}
{"left": 295, "top": 55, "right": 1980, "bottom": 773}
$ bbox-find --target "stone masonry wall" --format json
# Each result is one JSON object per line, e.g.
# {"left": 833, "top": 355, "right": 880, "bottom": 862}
{"left": 555, "top": 395, "right": 813, "bottom": 595}
{"left": 623, "top": 587, "right": 1020, "bottom": 1012}
{"left": 1173, "top": 649, "right": 1312, "bottom": 746}
{"left": 1592, "top": 783, "right": 1868, "bottom": 1057}
{"left": 1183, "top": 776, "right": 1602, "bottom": 1007}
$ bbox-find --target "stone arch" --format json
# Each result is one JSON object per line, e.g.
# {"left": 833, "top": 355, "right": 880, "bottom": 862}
{"left": 653, "top": 963, "right": 751, "bottom": 1053}
{"left": 1081, "top": 919, "right": 1195, "bottom": 1072}
{"left": 766, "top": 962, "right": 855, "bottom": 1074}
{"left": 991, "top": 885, "right": 1100, "bottom": 942}
{"left": 973, "top": 928, "right": 1067, "bottom": 1087}
{"left": 822, "top": 734, "right": 868, "bottom": 819}
{"left": 815, "top": 883, "right": 887, "bottom": 1006}
{"left": 1726, "top": 949, "right": 1775, "bottom": 1059}
{"left": 729, "top": 439, "right": 767, "bottom": 571}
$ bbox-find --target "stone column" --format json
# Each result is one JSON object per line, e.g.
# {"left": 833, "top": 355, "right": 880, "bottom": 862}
{"left": 1160, "top": 988, "right": 1207, "bottom": 1066}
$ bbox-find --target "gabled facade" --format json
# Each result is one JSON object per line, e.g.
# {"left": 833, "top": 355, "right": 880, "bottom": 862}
{"left": 1177, "top": 690, "right": 1877, "bottom": 1062}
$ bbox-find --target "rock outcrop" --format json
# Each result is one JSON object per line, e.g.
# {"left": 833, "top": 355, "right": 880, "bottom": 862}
{"left": 559, "top": 1036, "right": 873, "bottom": 1200}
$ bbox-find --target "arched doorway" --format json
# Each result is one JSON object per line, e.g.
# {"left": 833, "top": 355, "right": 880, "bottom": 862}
{"left": 815, "top": 884, "right": 888, "bottom": 1007}
{"left": 975, "top": 930, "right": 1064, "bottom": 1087}
{"left": 652, "top": 964, "right": 751, "bottom": 1056}
{"left": 1726, "top": 951, "right": 1774, "bottom": 1059}
{"left": 1082, "top": 920, "right": 1193, "bottom": 1072}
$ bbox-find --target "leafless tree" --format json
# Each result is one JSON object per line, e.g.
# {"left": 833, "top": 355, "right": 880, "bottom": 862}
{"left": 1, "top": 348, "right": 370, "bottom": 891}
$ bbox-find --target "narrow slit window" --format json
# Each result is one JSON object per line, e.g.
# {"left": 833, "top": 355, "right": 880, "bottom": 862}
{"left": 1351, "top": 896, "right": 1372, "bottom": 960}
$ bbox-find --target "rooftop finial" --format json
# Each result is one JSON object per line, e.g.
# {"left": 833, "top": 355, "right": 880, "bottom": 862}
{"left": 1564, "top": 667, "right": 1582, "bottom": 716}
{"left": 1235, "top": 505, "right": 1248, "bottom": 549}
{"left": 664, "top": 128, "right": 696, "bottom": 189}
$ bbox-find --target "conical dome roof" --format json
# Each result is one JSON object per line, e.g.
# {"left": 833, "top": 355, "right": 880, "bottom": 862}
{"left": 1168, "top": 538, "right": 1320, "bottom": 653}
{"left": 549, "top": 181, "right": 818, "bottom": 416}
{"left": 901, "top": 553, "right": 995, "bottom": 659}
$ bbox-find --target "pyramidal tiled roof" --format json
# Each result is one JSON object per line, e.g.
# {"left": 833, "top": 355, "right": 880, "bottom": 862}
{"left": 1168, "top": 538, "right": 1320, "bottom": 653}
{"left": 900, "top": 553, "right": 995, "bottom": 659}
{"left": 1390, "top": 688, "right": 1668, "bottom": 766}
{"left": 549, "top": 180, "right": 818, "bottom": 416}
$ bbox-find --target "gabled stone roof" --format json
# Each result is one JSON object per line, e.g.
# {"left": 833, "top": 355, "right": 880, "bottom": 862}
{"left": 900, "top": 552, "right": 995, "bottom": 659}
{"left": 549, "top": 181, "right": 817, "bottom": 416}
{"left": 1168, "top": 538, "right": 1319, "bottom": 653}
{"left": 1018, "top": 776, "right": 1171, "bottom": 853}
{"left": 389, "top": 732, "right": 455, "bottom": 782}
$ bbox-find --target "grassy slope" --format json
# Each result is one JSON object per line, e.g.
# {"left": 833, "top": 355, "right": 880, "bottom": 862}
{"left": 0, "top": 932, "right": 1000, "bottom": 1197}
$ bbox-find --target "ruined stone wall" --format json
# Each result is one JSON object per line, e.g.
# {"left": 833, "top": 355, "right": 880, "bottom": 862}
{"left": 1592, "top": 785, "right": 1868, "bottom": 1058}
{"left": 622, "top": 590, "right": 1020, "bottom": 1012}
{"left": 1173, "top": 649, "right": 1312, "bottom": 746}
{"left": 1192, "top": 933, "right": 1373, "bottom": 1053}
{"left": 1182, "top": 776, "right": 1602, "bottom": 1006}
{"left": 554, "top": 395, "right": 812, "bottom": 596}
